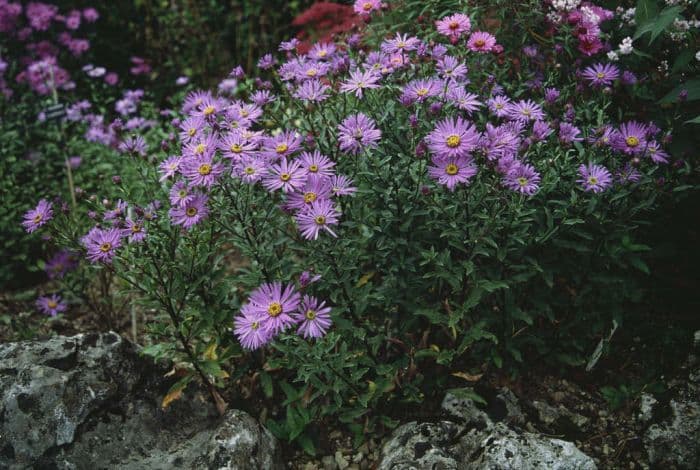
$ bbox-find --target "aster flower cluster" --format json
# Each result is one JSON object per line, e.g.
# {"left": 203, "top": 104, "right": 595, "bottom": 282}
{"left": 3, "top": 2, "right": 107, "bottom": 96}
{"left": 547, "top": 1, "right": 614, "bottom": 56}
{"left": 234, "top": 281, "right": 333, "bottom": 349}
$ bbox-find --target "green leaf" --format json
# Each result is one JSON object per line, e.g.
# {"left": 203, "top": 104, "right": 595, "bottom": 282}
{"left": 634, "top": 0, "right": 658, "bottom": 26}
{"left": 634, "top": 6, "right": 683, "bottom": 44}
{"left": 260, "top": 371, "right": 274, "bottom": 398}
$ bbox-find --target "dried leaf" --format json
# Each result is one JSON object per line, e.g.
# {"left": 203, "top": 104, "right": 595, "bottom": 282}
{"left": 451, "top": 371, "right": 483, "bottom": 382}
{"left": 203, "top": 343, "right": 218, "bottom": 361}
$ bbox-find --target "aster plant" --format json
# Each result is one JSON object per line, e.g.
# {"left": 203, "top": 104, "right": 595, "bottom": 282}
{"left": 20, "top": 0, "right": 695, "bottom": 455}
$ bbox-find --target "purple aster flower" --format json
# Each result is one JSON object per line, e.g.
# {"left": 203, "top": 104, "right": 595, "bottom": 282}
{"left": 247, "top": 282, "right": 301, "bottom": 335}
{"left": 234, "top": 156, "right": 267, "bottom": 184}
{"left": 234, "top": 305, "right": 271, "bottom": 350}
{"left": 169, "top": 194, "right": 209, "bottom": 229}
{"left": 428, "top": 155, "right": 478, "bottom": 191}
{"left": 488, "top": 95, "right": 511, "bottom": 118}
{"left": 22, "top": 199, "right": 53, "bottom": 233}
{"left": 617, "top": 163, "right": 642, "bottom": 184}
{"left": 503, "top": 163, "right": 541, "bottom": 195}
{"left": 544, "top": 88, "right": 560, "bottom": 104}
{"left": 158, "top": 156, "right": 182, "bottom": 182}
{"left": 299, "top": 150, "right": 336, "bottom": 177}
{"left": 621, "top": 71, "right": 638, "bottom": 86}
{"left": 220, "top": 132, "right": 258, "bottom": 160}
{"left": 294, "top": 79, "right": 330, "bottom": 102}
{"left": 263, "top": 158, "right": 308, "bottom": 193}
{"left": 169, "top": 181, "right": 194, "bottom": 208}
{"left": 581, "top": 63, "right": 620, "bottom": 87}
{"left": 437, "top": 56, "right": 469, "bottom": 82}
{"left": 578, "top": 164, "right": 613, "bottom": 193}
{"left": 532, "top": 120, "right": 553, "bottom": 142}
{"left": 480, "top": 123, "right": 521, "bottom": 160}
{"left": 251, "top": 90, "right": 275, "bottom": 106}
{"left": 645, "top": 141, "right": 669, "bottom": 164}
{"left": 118, "top": 135, "right": 147, "bottom": 156}
{"left": 296, "top": 199, "right": 340, "bottom": 240}
{"left": 467, "top": 31, "right": 497, "bottom": 53}
{"left": 506, "top": 99, "right": 545, "bottom": 122}
{"left": 611, "top": 121, "right": 647, "bottom": 155}
{"left": 337, "top": 113, "right": 381, "bottom": 155}
{"left": 340, "top": 68, "right": 381, "bottom": 98}
{"left": 257, "top": 53, "right": 277, "bottom": 70}
{"left": 261, "top": 131, "right": 303, "bottom": 161}
{"left": 558, "top": 122, "right": 583, "bottom": 144}
{"left": 285, "top": 175, "right": 333, "bottom": 211}
{"left": 104, "top": 199, "right": 128, "bottom": 222}
{"left": 435, "top": 13, "right": 472, "bottom": 42}
{"left": 183, "top": 133, "right": 219, "bottom": 159}
{"left": 45, "top": 250, "right": 77, "bottom": 279}
{"left": 82, "top": 227, "right": 122, "bottom": 264}
{"left": 354, "top": 0, "right": 381, "bottom": 17}
{"left": 381, "top": 32, "right": 420, "bottom": 54}
{"left": 181, "top": 155, "right": 224, "bottom": 188}
{"left": 309, "top": 42, "right": 336, "bottom": 61}
{"left": 294, "top": 295, "right": 332, "bottom": 339}
{"left": 330, "top": 175, "right": 357, "bottom": 196}
{"left": 279, "top": 38, "right": 300, "bottom": 52}
{"left": 123, "top": 218, "right": 146, "bottom": 243}
{"left": 299, "top": 271, "right": 322, "bottom": 288}
{"left": 587, "top": 125, "right": 614, "bottom": 147}
{"left": 401, "top": 78, "right": 442, "bottom": 104}
{"left": 427, "top": 117, "right": 480, "bottom": 159}
{"left": 36, "top": 294, "right": 67, "bottom": 317}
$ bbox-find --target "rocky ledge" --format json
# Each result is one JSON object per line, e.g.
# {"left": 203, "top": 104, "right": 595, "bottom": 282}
{"left": 0, "top": 332, "right": 282, "bottom": 469}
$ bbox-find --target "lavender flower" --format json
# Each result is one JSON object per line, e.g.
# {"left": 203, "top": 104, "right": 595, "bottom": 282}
{"left": 581, "top": 63, "right": 620, "bottom": 87}
{"left": 503, "top": 163, "right": 541, "bottom": 195}
{"left": 169, "top": 194, "right": 209, "bottom": 229}
{"left": 340, "top": 69, "right": 381, "bottom": 98}
{"left": 246, "top": 282, "right": 301, "bottom": 335}
{"left": 427, "top": 117, "right": 480, "bottom": 159}
{"left": 36, "top": 294, "right": 67, "bottom": 317}
{"left": 22, "top": 199, "right": 53, "bottom": 233}
{"left": 337, "top": 113, "right": 381, "bottom": 155}
{"left": 578, "top": 164, "right": 612, "bottom": 193}
{"left": 428, "top": 155, "right": 478, "bottom": 191}
{"left": 295, "top": 295, "right": 332, "bottom": 339}
{"left": 296, "top": 199, "right": 340, "bottom": 240}
{"left": 82, "top": 227, "right": 122, "bottom": 263}
{"left": 263, "top": 158, "right": 308, "bottom": 193}
{"left": 234, "top": 306, "right": 271, "bottom": 350}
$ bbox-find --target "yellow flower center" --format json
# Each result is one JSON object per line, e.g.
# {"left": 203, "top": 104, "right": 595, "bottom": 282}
{"left": 178, "top": 189, "right": 187, "bottom": 198}
{"left": 309, "top": 164, "right": 318, "bottom": 172}
{"left": 244, "top": 166, "right": 255, "bottom": 175}
{"left": 33, "top": 214, "right": 43, "bottom": 223}
{"left": 305, "top": 309, "right": 317, "bottom": 320}
{"left": 596, "top": 72, "right": 605, "bottom": 79}
{"left": 251, "top": 321, "right": 260, "bottom": 330}
{"left": 194, "top": 143, "right": 206, "bottom": 154}
{"left": 397, "top": 41, "right": 406, "bottom": 49}
{"left": 416, "top": 88, "right": 429, "bottom": 97}
{"left": 306, "top": 69, "right": 318, "bottom": 77}
{"left": 267, "top": 302, "right": 282, "bottom": 317}
{"left": 318, "top": 50, "right": 327, "bottom": 57}
{"left": 203, "top": 105, "right": 215, "bottom": 116}
{"left": 475, "top": 39, "right": 486, "bottom": 47}
{"left": 588, "top": 176, "right": 599, "bottom": 185}
{"left": 276, "top": 143, "right": 288, "bottom": 154}
{"left": 186, "top": 207, "right": 198, "bottom": 217}
{"left": 47, "top": 300, "right": 58, "bottom": 309}
{"left": 280, "top": 173, "right": 291, "bottom": 182}
{"left": 314, "top": 215, "right": 326, "bottom": 225}
{"left": 517, "top": 177, "right": 528, "bottom": 187}
{"left": 99, "top": 243, "right": 112, "bottom": 253}
{"left": 446, "top": 135, "right": 461, "bottom": 148}
{"left": 188, "top": 128, "right": 196, "bottom": 137}
{"left": 240, "top": 109, "right": 249, "bottom": 117}
{"left": 625, "top": 136, "right": 639, "bottom": 147}
{"left": 131, "top": 224, "right": 142, "bottom": 233}
{"left": 198, "top": 164, "right": 212, "bottom": 176}
{"left": 445, "top": 163, "right": 459, "bottom": 175}
{"left": 304, "top": 192, "right": 317, "bottom": 203}
{"left": 449, "top": 21, "right": 459, "bottom": 30}
{"left": 230, "top": 143, "right": 243, "bottom": 153}
{"left": 521, "top": 109, "right": 531, "bottom": 116}
{"left": 230, "top": 121, "right": 239, "bottom": 128}
{"left": 363, "top": 2, "right": 373, "bottom": 11}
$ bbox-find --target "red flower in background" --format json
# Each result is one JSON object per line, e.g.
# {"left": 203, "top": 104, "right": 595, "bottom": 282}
{"left": 292, "top": 2, "right": 361, "bottom": 54}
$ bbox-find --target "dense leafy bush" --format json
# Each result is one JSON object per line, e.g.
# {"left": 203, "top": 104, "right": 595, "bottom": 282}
{"left": 13, "top": 0, "right": 698, "bottom": 454}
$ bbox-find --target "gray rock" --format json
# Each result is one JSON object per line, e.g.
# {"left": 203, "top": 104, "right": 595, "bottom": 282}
{"left": 637, "top": 393, "right": 658, "bottom": 424}
{"left": 0, "top": 333, "right": 282, "bottom": 470}
{"left": 467, "top": 423, "right": 597, "bottom": 470}
{"left": 379, "top": 388, "right": 596, "bottom": 470}
{"left": 643, "top": 357, "right": 700, "bottom": 469}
